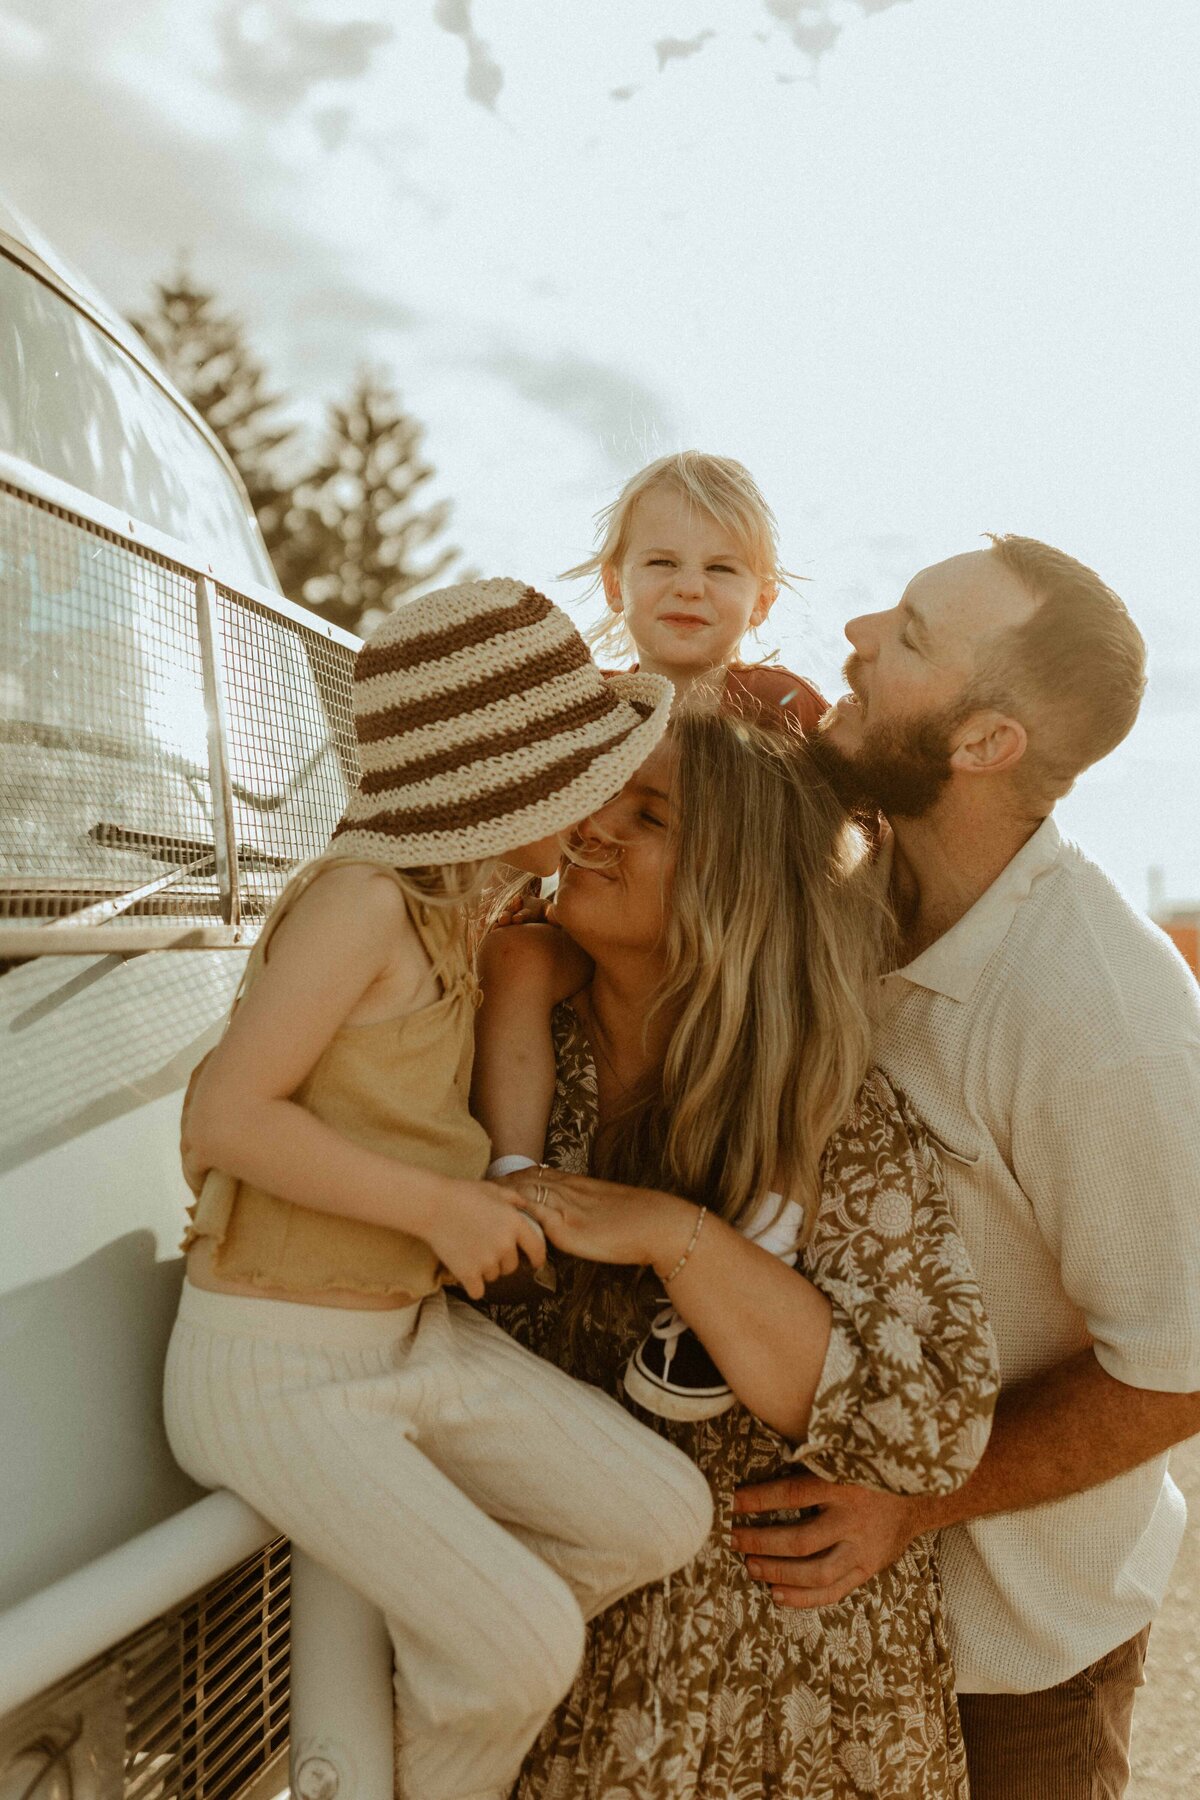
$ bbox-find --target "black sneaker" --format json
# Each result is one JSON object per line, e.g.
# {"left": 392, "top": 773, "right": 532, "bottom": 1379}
{"left": 623, "top": 1306, "right": 735, "bottom": 1421}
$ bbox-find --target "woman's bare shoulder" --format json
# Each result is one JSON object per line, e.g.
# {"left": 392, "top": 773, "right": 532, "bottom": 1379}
{"left": 479, "top": 922, "right": 588, "bottom": 999}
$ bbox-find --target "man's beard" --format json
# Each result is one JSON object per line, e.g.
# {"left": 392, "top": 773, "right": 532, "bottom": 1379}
{"left": 809, "top": 705, "right": 959, "bottom": 820}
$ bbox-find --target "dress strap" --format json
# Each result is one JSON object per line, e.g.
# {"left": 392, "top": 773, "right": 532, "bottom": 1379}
{"left": 403, "top": 889, "right": 475, "bottom": 998}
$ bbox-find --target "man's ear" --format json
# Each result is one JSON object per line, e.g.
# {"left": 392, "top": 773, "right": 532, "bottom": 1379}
{"left": 601, "top": 563, "right": 624, "bottom": 614}
{"left": 950, "top": 710, "right": 1028, "bottom": 777}
{"left": 750, "top": 581, "right": 778, "bottom": 631}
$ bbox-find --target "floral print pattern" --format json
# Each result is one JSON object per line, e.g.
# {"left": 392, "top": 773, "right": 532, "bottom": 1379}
{"left": 493, "top": 1003, "right": 1000, "bottom": 1800}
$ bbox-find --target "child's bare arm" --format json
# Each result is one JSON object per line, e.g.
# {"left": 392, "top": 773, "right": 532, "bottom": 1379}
{"left": 473, "top": 924, "right": 591, "bottom": 1168}
{"left": 185, "top": 866, "right": 545, "bottom": 1294}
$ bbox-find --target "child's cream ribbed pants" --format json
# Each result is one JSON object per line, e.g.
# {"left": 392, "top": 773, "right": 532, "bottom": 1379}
{"left": 164, "top": 1281, "right": 712, "bottom": 1800}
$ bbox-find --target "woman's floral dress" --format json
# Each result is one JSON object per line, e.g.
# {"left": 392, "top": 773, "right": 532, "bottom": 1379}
{"left": 493, "top": 1003, "right": 1000, "bottom": 1800}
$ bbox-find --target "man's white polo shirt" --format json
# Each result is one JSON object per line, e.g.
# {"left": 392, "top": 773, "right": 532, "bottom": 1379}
{"left": 871, "top": 815, "right": 1200, "bottom": 1694}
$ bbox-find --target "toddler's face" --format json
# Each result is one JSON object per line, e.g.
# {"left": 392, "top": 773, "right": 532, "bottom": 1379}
{"left": 603, "top": 486, "right": 775, "bottom": 676}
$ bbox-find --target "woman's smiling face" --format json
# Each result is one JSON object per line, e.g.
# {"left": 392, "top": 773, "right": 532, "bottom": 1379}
{"left": 552, "top": 739, "right": 677, "bottom": 960}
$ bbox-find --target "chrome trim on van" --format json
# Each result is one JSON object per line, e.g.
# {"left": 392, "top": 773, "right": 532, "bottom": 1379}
{"left": 0, "top": 1527, "right": 289, "bottom": 1800}
{"left": 0, "top": 1491, "right": 276, "bottom": 1720}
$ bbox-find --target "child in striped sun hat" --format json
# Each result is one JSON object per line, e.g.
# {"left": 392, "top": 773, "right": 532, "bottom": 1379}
{"left": 166, "top": 578, "right": 713, "bottom": 1800}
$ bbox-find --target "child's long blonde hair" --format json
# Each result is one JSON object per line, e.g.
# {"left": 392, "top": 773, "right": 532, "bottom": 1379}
{"left": 563, "top": 711, "right": 887, "bottom": 1345}
{"left": 236, "top": 853, "right": 515, "bottom": 1009}
{"left": 562, "top": 451, "right": 794, "bottom": 664}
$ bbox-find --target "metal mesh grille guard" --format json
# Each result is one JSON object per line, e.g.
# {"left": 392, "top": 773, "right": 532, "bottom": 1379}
{"left": 0, "top": 478, "right": 360, "bottom": 953}
{"left": 0, "top": 1540, "right": 290, "bottom": 1800}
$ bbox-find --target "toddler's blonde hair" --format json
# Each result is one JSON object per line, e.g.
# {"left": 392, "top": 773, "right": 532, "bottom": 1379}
{"left": 562, "top": 451, "right": 794, "bottom": 663}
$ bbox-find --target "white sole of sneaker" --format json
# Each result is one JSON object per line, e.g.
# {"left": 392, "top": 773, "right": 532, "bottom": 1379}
{"left": 622, "top": 1359, "right": 738, "bottom": 1422}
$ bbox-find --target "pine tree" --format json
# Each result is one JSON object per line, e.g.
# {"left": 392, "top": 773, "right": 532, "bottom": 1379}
{"left": 131, "top": 274, "right": 458, "bottom": 635}
{"left": 278, "top": 371, "right": 457, "bottom": 635}
{"left": 130, "top": 269, "right": 295, "bottom": 564}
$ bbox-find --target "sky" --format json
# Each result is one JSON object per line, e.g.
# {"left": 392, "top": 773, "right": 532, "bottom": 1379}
{"left": 1, "top": 0, "right": 1198, "bottom": 909}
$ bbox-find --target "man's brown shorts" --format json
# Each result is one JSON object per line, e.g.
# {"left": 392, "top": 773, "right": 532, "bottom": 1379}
{"left": 957, "top": 1626, "right": 1150, "bottom": 1800}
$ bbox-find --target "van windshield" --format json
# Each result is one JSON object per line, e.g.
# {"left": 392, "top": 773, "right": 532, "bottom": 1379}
{"left": 0, "top": 251, "right": 277, "bottom": 592}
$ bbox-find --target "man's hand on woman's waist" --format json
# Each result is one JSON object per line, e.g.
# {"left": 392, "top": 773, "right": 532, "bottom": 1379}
{"left": 733, "top": 1349, "right": 1200, "bottom": 1608}
{"left": 730, "top": 1471, "right": 935, "bottom": 1609}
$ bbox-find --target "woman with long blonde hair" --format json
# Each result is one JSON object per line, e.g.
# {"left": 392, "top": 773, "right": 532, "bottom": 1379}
{"left": 475, "top": 711, "right": 1000, "bottom": 1800}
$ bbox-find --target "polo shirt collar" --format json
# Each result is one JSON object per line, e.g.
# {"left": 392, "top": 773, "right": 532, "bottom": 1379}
{"left": 885, "top": 814, "right": 1064, "bottom": 1003}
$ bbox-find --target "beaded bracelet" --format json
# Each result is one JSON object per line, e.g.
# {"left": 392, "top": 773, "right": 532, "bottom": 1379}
{"left": 663, "top": 1205, "right": 707, "bottom": 1284}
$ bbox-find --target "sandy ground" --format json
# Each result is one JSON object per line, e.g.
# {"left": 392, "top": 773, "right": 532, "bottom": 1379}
{"left": 1127, "top": 1431, "right": 1200, "bottom": 1795}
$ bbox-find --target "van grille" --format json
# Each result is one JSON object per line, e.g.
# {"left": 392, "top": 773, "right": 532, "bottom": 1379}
{"left": 0, "top": 1541, "right": 290, "bottom": 1800}
{"left": 0, "top": 476, "right": 358, "bottom": 947}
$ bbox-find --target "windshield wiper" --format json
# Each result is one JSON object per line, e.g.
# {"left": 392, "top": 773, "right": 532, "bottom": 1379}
{"left": 45, "top": 853, "right": 218, "bottom": 929}
{"left": 39, "top": 826, "right": 296, "bottom": 929}
{"left": 89, "top": 822, "right": 293, "bottom": 870}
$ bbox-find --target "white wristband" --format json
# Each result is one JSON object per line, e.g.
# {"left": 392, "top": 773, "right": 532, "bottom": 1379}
{"left": 487, "top": 1154, "right": 540, "bottom": 1179}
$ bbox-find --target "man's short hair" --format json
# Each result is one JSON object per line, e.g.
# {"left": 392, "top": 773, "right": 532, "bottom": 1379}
{"left": 970, "top": 534, "right": 1147, "bottom": 799}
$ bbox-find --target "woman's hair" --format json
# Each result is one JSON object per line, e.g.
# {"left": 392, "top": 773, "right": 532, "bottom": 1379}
{"left": 562, "top": 451, "right": 793, "bottom": 663}
{"left": 563, "top": 712, "right": 887, "bottom": 1346}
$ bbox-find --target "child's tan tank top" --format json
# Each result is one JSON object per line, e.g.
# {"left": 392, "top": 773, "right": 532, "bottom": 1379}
{"left": 183, "top": 858, "right": 491, "bottom": 1299}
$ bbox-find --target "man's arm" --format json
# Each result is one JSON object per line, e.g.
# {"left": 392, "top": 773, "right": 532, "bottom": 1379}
{"left": 732, "top": 1348, "right": 1200, "bottom": 1608}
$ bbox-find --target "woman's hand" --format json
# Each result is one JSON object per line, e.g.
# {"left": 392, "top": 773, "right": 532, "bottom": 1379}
{"left": 513, "top": 1170, "right": 697, "bottom": 1270}
{"left": 425, "top": 1179, "right": 549, "bottom": 1300}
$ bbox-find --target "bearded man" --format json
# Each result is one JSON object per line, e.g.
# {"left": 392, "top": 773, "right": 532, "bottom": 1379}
{"left": 734, "top": 536, "right": 1200, "bottom": 1799}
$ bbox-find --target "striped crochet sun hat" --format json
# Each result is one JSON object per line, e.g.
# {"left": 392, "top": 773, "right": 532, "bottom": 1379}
{"left": 330, "top": 578, "right": 673, "bottom": 866}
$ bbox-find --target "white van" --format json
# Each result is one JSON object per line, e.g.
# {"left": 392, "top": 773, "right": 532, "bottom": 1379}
{"left": 0, "top": 195, "right": 363, "bottom": 1798}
